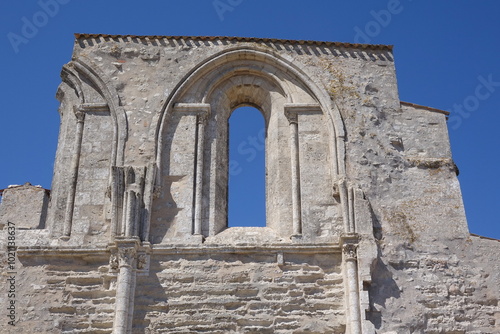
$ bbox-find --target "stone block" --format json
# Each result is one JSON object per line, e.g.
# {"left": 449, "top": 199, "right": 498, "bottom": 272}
{"left": 0, "top": 183, "right": 49, "bottom": 229}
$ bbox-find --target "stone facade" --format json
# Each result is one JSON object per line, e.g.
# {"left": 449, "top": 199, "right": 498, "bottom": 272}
{"left": 0, "top": 34, "right": 498, "bottom": 333}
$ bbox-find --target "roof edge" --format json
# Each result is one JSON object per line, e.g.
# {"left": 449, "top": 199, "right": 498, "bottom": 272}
{"left": 470, "top": 233, "right": 500, "bottom": 242}
{"left": 0, "top": 183, "right": 50, "bottom": 196}
{"left": 401, "top": 101, "right": 450, "bottom": 116}
{"left": 74, "top": 33, "right": 393, "bottom": 51}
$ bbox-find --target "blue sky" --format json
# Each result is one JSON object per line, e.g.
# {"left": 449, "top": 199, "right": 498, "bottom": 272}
{"left": 0, "top": 1, "right": 499, "bottom": 239}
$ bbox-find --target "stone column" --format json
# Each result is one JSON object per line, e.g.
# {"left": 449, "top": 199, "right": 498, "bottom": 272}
{"left": 343, "top": 243, "right": 362, "bottom": 334}
{"left": 140, "top": 163, "right": 157, "bottom": 242}
{"left": 111, "top": 166, "right": 148, "bottom": 240}
{"left": 61, "top": 108, "right": 85, "bottom": 240}
{"left": 172, "top": 103, "right": 211, "bottom": 240}
{"left": 110, "top": 166, "right": 125, "bottom": 238}
{"left": 113, "top": 241, "right": 138, "bottom": 334}
{"left": 124, "top": 190, "right": 137, "bottom": 237}
{"left": 285, "top": 110, "right": 302, "bottom": 236}
{"left": 126, "top": 264, "right": 137, "bottom": 332}
{"left": 283, "top": 103, "right": 323, "bottom": 237}
{"left": 338, "top": 178, "right": 351, "bottom": 233}
{"left": 193, "top": 113, "right": 207, "bottom": 236}
{"left": 348, "top": 186, "right": 355, "bottom": 233}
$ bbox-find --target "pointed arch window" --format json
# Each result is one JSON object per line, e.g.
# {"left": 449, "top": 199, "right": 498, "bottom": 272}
{"left": 228, "top": 106, "right": 266, "bottom": 227}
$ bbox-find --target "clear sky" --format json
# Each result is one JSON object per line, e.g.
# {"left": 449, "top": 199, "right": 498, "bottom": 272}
{"left": 0, "top": 1, "right": 499, "bottom": 239}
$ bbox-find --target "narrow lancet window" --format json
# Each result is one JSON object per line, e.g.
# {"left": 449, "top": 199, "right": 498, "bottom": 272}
{"left": 228, "top": 106, "right": 266, "bottom": 227}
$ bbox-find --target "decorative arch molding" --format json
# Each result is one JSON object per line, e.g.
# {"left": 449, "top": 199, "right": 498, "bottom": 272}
{"left": 64, "top": 57, "right": 128, "bottom": 166}
{"left": 154, "top": 47, "right": 348, "bottom": 240}
{"left": 156, "top": 46, "right": 346, "bottom": 177}
{"left": 51, "top": 57, "right": 129, "bottom": 239}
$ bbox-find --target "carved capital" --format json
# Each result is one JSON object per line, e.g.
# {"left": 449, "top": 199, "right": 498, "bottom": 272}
{"left": 197, "top": 112, "right": 208, "bottom": 125}
{"left": 285, "top": 109, "right": 298, "bottom": 124}
{"left": 117, "top": 247, "right": 136, "bottom": 268}
{"left": 73, "top": 108, "right": 86, "bottom": 123}
{"left": 343, "top": 243, "right": 358, "bottom": 261}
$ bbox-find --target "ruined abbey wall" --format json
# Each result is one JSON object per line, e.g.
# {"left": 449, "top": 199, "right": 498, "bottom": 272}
{"left": 0, "top": 35, "right": 498, "bottom": 333}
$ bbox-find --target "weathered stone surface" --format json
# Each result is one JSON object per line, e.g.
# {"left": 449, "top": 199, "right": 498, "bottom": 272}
{"left": 0, "top": 183, "right": 49, "bottom": 230}
{"left": 0, "top": 34, "right": 498, "bottom": 333}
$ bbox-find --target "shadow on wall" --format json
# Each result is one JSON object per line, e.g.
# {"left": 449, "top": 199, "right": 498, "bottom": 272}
{"left": 132, "top": 258, "right": 169, "bottom": 333}
{"left": 367, "top": 208, "right": 401, "bottom": 330}
{"left": 367, "top": 256, "right": 401, "bottom": 329}
{"left": 149, "top": 175, "right": 183, "bottom": 244}
{"left": 150, "top": 114, "right": 183, "bottom": 244}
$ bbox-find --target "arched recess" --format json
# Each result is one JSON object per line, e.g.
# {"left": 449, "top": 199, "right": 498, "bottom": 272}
{"left": 70, "top": 57, "right": 128, "bottom": 166}
{"left": 49, "top": 57, "right": 128, "bottom": 240}
{"left": 153, "top": 47, "right": 346, "bottom": 243}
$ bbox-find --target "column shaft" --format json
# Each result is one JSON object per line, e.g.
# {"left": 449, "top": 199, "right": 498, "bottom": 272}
{"left": 346, "top": 259, "right": 362, "bottom": 334}
{"left": 290, "top": 120, "right": 302, "bottom": 236}
{"left": 348, "top": 186, "right": 355, "bottom": 232}
{"left": 114, "top": 264, "right": 133, "bottom": 334}
{"left": 113, "top": 246, "right": 137, "bottom": 334}
{"left": 62, "top": 110, "right": 85, "bottom": 238}
{"left": 339, "top": 179, "right": 351, "bottom": 233}
{"left": 193, "top": 116, "right": 205, "bottom": 235}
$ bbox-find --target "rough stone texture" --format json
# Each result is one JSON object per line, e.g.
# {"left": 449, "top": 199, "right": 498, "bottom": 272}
{"left": 135, "top": 252, "right": 345, "bottom": 333}
{"left": 0, "top": 184, "right": 49, "bottom": 230}
{"left": 9, "top": 253, "right": 113, "bottom": 333}
{"left": 0, "top": 35, "right": 498, "bottom": 333}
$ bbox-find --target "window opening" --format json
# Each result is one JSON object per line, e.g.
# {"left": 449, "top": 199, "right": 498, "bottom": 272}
{"left": 228, "top": 106, "right": 266, "bottom": 227}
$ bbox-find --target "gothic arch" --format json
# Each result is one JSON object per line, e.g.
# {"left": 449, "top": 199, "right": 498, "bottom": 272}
{"left": 154, "top": 47, "right": 347, "bottom": 241}
{"left": 156, "top": 47, "right": 346, "bottom": 176}
{"left": 49, "top": 57, "right": 128, "bottom": 238}
{"left": 66, "top": 57, "right": 128, "bottom": 166}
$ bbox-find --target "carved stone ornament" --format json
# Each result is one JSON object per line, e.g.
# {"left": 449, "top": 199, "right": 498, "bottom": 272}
{"left": 137, "top": 254, "right": 147, "bottom": 270}
{"left": 197, "top": 112, "right": 208, "bottom": 125}
{"left": 343, "top": 243, "right": 358, "bottom": 261}
{"left": 74, "top": 109, "right": 86, "bottom": 123}
{"left": 109, "top": 253, "right": 119, "bottom": 270}
{"left": 118, "top": 247, "right": 137, "bottom": 267}
{"left": 153, "top": 185, "right": 162, "bottom": 199}
{"left": 285, "top": 109, "right": 298, "bottom": 124}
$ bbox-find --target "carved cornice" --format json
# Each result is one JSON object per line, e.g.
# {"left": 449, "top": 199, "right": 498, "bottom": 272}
{"left": 283, "top": 103, "right": 322, "bottom": 113}
{"left": 74, "top": 34, "right": 394, "bottom": 53}
{"left": 173, "top": 103, "right": 211, "bottom": 114}
{"left": 284, "top": 103, "right": 321, "bottom": 124}
{"left": 78, "top": 103, "right": 110, "bottom": 113}
{"left": 152, "top": 243, "right": 342, "bottom": 255}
